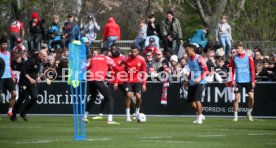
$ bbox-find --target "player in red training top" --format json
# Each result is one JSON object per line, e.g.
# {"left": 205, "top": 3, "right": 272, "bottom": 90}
{"left": 85, "top": 47, "right": 123, "bottom": 124}
{"left": 124, "top": 45, "right": 147, "bottom": 122}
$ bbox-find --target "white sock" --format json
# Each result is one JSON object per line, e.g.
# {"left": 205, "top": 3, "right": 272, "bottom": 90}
{"left": 135, "top": 108, "right": 140, "bottom": 116}
{"left": 248, "top": 108, "right": 253, "bottom": 114}
{"left": 85, "top": 111, "right": 89, "bottom": 118}
{"left": 126, "top": 108, "right": 130, "bottom": 117}
{"left": 234, "top": 112, "right": 238, "bottom": 117}
{"left": 8, "top": 108, "right": 13, "bottom": 113}
{"left": 108, "top": 114, "right": 112, "bottom": 122}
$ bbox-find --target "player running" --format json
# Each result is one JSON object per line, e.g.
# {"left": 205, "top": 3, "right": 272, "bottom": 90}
{"left": 230, "top": 41, "right": 255, "bottom": 122}
{"left": 184, "top": 43, "right": 209, "bottom": 124}
{"left": 85, "top": 47, "right": 123, "bottom": 124}
{"left": 0, "top": 37, "right": 17, "bottom": 119}
{"left": 124, "top": 45, "right": 147, "bottom": 122}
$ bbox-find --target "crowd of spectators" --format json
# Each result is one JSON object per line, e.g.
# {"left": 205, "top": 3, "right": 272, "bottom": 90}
{"left": 4, "top": 10, "right": 276, "bottom": 82}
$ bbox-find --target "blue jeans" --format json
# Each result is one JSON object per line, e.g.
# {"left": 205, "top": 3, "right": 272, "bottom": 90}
{"left": 219, "top": 36, "right": 231, "bottom": 57}
{"left": 134, "top": 37, "right": 146, "bottom": 51}
{"left": 144, "top": 35, "right": 160, "bottom": 50}
{"left": 105, "top": 36, "right": 118, "bottom": 48}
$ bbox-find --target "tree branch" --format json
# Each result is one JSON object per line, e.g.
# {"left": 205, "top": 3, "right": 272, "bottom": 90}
{"left": 185, "top": 0, "right": 197, "bottom": 11}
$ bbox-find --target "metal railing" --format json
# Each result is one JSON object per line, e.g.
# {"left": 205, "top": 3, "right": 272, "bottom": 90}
{"left": 9, "top": 40, "right": 275, "bottom": 55}
{"left": 91, "top": 40, "right": 276, "bottom": 55}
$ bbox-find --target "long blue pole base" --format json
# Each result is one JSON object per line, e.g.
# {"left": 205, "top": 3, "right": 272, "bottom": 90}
{"left": 74, "top": 136, "right": 86, "bottom": 141}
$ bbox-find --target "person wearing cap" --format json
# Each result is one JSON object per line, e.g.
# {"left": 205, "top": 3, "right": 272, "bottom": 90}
{"left": 161, "top": 10, "right": 183, "bottom": 53}
{"left": 12, "top": 38, "right": 27, "bottom": 56}
{"left": 145, "top": 14, "right": 161, "bottom": 50}
{"left": 144, "top": 37, "right": 158, "bottom": 55}
{"left": 102, "top": 17, "right": 121, "bottom": 48}
{"left": 48, "top": 15, "right": 63, "bottom": 50}
{"left": 8, "top": 17, "right": 25, "bottom": 49}
{"left": 82, "top": 14, "right": 100, "bottom": 47}
{"left": 62, "top": 14, "right": 80, "bottom": 47}
{"left": 27, "top": 11, "right": 47, "bottom": 51}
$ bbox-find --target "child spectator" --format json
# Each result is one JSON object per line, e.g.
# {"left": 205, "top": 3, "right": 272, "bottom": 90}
{"left": 143, "top": 37, "right": 158, "bottom": 55}
{"left": 216, "top": 15, "right": 233, "bottom": 56}
{"left": 134, "top": 19, "right": 147, "bottom": 51}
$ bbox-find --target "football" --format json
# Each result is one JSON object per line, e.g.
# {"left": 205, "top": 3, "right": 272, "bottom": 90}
{"left": 136, "top": 113, "right": 146, "bottom": 123}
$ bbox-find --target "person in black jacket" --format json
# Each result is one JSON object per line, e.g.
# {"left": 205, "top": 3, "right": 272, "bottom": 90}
{"left": 27, "top": 12, "right": 47, "bottom": 51}
{"left": 11, "top": 50, "right": 48, "bottom": 121}
{"left": 145, "top": 14, "right": 161, "bottom": 50}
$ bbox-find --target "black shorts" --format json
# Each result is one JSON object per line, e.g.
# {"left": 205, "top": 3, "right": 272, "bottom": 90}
{"left": 0, "top": 78, "right": 16, "bottom": 92}
{"left": 118, "top": 83, "right": 131, "bottom": 95}
{"left": 235, "top": 82, "right": 253, "bottom": 93}
{"left": 187, "top": 84, "right": 205, "bottom": 103}
{"left": 125, "top": 82, "right": 142, "bottom": 94}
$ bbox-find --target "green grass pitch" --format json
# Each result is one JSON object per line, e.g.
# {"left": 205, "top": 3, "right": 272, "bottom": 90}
{"left": 1, "top": 116, "right": 276, "bottom": 148}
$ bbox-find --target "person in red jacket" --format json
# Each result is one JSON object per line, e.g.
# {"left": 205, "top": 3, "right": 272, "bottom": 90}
{"left": 85, "top": 47, "right": 122, "bottom": 124}
{"left": 124, "top": 45, "right": 147, "bottom": 122}
{"left": 102, "top": 17, "right": 121, "bottom": 48}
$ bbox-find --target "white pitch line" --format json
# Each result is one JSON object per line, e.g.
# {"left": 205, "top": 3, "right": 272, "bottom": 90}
{"left": 248, "top": 133, "right": 273, "bottom": 136}
{"left": 16, "top": 139, "right": 60, "bottom": 144}
{"left": 140, "top": 140, "right": 194, "bottom": 144}
{"left": 86, "top": 138, "right": 112, "bottom": 141}
{"left": 197, "top": 134, "right": 226, "bottom": 137}
{"left": 140, "top": 136, "right": 172, "bottom": 139}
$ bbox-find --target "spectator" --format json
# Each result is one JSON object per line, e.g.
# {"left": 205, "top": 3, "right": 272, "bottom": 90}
{"left": 134, "top": 19, "right": 147, "bottom": 51}
{"left": 81, "top": 36, "right": 92, "bottom": 58}
{"left": 255, "top": 60, "right": 270, "bottom": 81}
{"left": 28, "top": 11, "right": 47, "bottom": 51}
{"left": 230, "top": 48, "right": 237, "bottom": 56}
{"left": 48, "top": 15, "right": 63, "bottom": 51}
{"left": 254, "top": 48, "right": 263, "bottom": 60}
{"left": 45, "top": 55, "right": 57, "bottom": 69}
{"left": 269, "top": 53, "right": 276, "bottom": 63}
{"left": 188, "top": 26, "right": 209, "bottom": 50}
{"left": 12, "top": 38, "right": 27, "bottom": 56}
{"left": 102, "top": 17, "right": 121, "bottom": 48}
{"left": 145, "top": 51, "right": 156, "bottom": 75}
{"left": 144, "top": 37, "right": 158, "bottom": 55}
{"left": 91, "top": 49, "right": 99, "bottom": 57}
{"left": 82, "top": 14, "right": 100, "bottom": 47}
{"left": 62, "top": 14, "right": 80, "bottom": 47}
{"left": 161, "top": 10, "right": 182, "bottom": 53}
{"left": 215, "top": 57, "right": 227, "bottom": 75}
{"left": 179, "top": 57, "right": 187, "bottom": 68}
{"left": 206, "top": 48, "right": 217, "bottom": 72}
{"left": 153, "top": 50, "right": 167, "bottom": 72}
{"left": 170, "top": 55, "right": 181, "bottom": 75}
{"left": 145, "top": 14, "right": 161, "bottom": 50}
{"left": 216, "top": 15, "right": 232, "bottom": 56}
{"left": 8, "top": 17, "right": 25, "bottom": 49}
